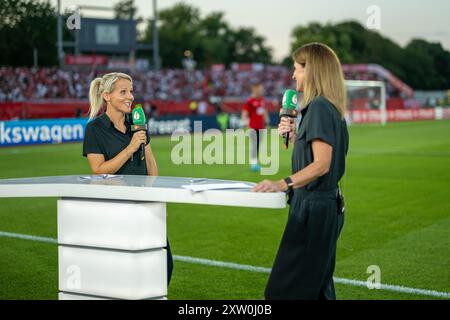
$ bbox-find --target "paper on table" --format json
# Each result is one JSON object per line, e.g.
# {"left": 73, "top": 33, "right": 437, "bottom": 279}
{"left": 181, "top": 183, "right": 255, "bottom": 192}
{"left": 79, "top": 175, "right": 123, "bottom": 180}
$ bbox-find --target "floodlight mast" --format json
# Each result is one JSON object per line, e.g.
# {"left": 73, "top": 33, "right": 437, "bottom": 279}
{"left": 152, "top": 0, "right": 159, "bottom": 71}
{"left": 57, "top": 0, "right": 63, "bottom": 68}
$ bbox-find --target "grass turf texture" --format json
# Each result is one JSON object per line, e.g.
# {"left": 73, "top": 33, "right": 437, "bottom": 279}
{"left": 0, "top": 120, "right": 449, "bottom": 300}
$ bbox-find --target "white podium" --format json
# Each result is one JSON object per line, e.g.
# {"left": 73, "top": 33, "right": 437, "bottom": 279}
{"left": 0, "top": 175, "right": 285, "bottom": 300}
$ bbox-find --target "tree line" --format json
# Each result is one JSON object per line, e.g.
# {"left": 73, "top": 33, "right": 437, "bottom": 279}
{"left": 0, "top": 0, "right": 449, "bottom": 90}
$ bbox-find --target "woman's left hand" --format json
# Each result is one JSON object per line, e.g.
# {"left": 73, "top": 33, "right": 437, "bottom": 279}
{"left": 252, "top": 180, "right": 287, "bottom": 192}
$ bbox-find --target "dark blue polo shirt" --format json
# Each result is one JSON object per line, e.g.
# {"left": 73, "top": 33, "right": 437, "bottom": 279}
{"left": 82, "top": 112, "right": 149, "bottom": 175}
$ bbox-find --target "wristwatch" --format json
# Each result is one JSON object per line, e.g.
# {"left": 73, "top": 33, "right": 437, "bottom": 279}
{"left": 283, "top": 177, "right": 294, "bottom": 192}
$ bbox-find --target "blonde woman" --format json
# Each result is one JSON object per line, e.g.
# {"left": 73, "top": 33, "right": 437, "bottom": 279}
{"left": 82, "top": 72, "right": 173, "bottom": 285}
{"left": 253, "top": 43, "right": 349, "bottom": 299}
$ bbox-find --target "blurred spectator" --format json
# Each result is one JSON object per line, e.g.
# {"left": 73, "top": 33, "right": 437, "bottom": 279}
{"left": 189, "top": 101, "right": 198, "bottom": 115}
{"left": 198, "top": 101, "right": 207, "bottom": 115}
{"left": 216, "top": 112, "right": 229, "bottom": 131}
{"left": 148, "top": 102, "right": 159, "bottom": 118}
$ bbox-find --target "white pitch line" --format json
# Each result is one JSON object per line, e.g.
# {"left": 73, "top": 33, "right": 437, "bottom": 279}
{"left": 0, "top": 231, "right": 57, "bottom": 244}
{"left": 0, "top": 230, "right": 449, "bottom": 299}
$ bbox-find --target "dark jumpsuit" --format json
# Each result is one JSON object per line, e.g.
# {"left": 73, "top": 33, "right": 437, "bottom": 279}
{"left": 265, "top": 96, "right": 348, "bottom": 300}
{"left": 82, "top": 112, "right": 174, "bottom": 285}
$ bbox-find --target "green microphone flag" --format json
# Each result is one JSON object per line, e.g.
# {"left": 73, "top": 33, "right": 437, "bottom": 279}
{"left": 279, "top": 90, "right": 299, "bottom": 149}
{"left": 132, "top": 104, "right": 146, "bottom": 126}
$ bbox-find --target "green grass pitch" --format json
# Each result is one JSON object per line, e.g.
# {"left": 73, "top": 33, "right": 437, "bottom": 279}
{"left": 0, "top": 120, "right": 449, "bottom": 300}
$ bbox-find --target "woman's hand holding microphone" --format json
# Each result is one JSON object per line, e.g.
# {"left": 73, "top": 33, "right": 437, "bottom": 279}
{"left": 278, "top": 117, "right": 297, "bottom": 143}
{"left": 126, "top": 131, "right": 147, "bottom": 155}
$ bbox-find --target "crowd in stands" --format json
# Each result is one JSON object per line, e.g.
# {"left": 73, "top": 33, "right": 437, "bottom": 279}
{"left": 0, "top": 67, "right": 293, "bottom": 102}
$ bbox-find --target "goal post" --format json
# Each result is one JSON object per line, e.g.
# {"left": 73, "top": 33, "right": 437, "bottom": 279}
{"left": 345, "top": 80, "right": 387, "bottom": 125}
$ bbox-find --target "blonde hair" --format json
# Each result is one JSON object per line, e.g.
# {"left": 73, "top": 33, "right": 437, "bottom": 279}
{"left": 88, "top": 72, "right": 133, "bottom": 119}
{"left": 292, "top": 42, "right": 347, "bottom": 118}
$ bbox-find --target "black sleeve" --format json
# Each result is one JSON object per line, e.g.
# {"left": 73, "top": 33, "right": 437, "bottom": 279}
{"left": 82, "top": 123, "right": 102, "bottom": 157}
{"left": 305, "top": 98, "right": 335, "bottom": 147}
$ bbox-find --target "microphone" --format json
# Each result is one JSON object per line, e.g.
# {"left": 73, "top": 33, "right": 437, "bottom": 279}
{"left": 279, "top": 90, "right": 298, "bottom": 149}
{"left": 131, "top": 104, "right": 147, "bottom": 161}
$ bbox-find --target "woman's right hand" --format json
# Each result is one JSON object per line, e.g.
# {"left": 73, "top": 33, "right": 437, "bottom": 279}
{"left": 278, "top": 117, "right": 296, "bottom": 142}
{"left": 127, "top": 131, "right": 147, "bottom": 154}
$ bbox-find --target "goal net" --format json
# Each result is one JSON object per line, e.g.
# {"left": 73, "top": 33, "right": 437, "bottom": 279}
{"left": 345, "top": 80, "right": 387, "bottom": 125}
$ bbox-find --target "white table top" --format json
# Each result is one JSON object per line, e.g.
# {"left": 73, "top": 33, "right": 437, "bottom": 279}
{"left": 0, "top": 175, "right": 286, "bottom": 209}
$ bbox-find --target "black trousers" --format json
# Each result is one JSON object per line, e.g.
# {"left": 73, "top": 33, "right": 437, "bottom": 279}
{"left": 265, "top": 189, "right": 345, "bottom": 300}
{"left": 250, "top": 129, "right": 262, "bottom": 161}
{"left": 255, "top": 129, "right": 261, "bottom": 156}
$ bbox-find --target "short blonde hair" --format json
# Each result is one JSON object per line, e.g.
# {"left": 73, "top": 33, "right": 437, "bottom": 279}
{"left": 88, "top": 72, "right": 133, "bottom": 119}
{"left": 292, "top": 43, "right": 347, "bottom": 118}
